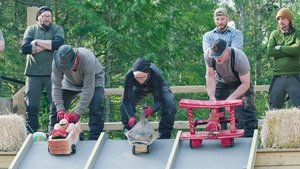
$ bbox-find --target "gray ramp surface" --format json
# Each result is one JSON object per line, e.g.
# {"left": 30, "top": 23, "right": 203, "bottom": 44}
{"left": 174, "top": 138, "right": 252, "bottom": 169}
{"left": 18, "top": 140, "right": 96, "bottom": 169}
{"left": 93, "top": 139, "right": 174, "bottom": 169}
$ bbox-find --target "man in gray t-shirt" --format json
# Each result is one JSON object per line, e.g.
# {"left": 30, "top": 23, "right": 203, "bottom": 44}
{"left": 204, "top": 39, "right": 257, "bottom": 137}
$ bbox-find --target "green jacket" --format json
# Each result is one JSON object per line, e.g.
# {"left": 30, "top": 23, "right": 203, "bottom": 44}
{"left": 267, "top": 27, "right": 300, "bottom": 75}
{"left": 23, "top": 24, "right": 64, "bottom": 76}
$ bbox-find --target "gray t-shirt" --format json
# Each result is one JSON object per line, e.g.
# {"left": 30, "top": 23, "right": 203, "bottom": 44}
{"left": 204, "top": 48, "right": 250, "bottom": 83}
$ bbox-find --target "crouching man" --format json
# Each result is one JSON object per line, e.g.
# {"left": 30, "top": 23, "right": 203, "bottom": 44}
{"left": 50, "top": 44, "right": 105, "bottom": 140}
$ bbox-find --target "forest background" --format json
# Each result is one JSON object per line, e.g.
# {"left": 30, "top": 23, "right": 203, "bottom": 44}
{"left": 0, "top": 0, "right": 299, "bottom": 135}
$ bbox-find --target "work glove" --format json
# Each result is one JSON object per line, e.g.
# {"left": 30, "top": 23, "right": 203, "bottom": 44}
{"left": 66, "top": 112, "right": 80, "bottom": 124}
{"left": 143, "top": 106, "right": 154, "bottom": 117}
{"left": 128, "top": 117, "right": 137, "bottom": 128}
{"left": 57, "top": 110, "right": 67, "bottom": 122}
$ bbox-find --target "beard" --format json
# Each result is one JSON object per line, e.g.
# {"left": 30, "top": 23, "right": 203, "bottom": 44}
{"left": 39, "top": 22, "right": 52, "bottom": 31}
{"left": 217, "top": 24, "right": 227, "bottom": 32}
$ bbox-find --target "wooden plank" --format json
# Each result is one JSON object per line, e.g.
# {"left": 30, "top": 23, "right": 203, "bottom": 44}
{"left": 9, "top": 134, "right": 33, "bottom": 169}
{"left": 0, "top": 97, "right": 12, "bottom": 114}
{"left": 104, "top": 85, "right": 269, "bottom": 96}
{"left": 27, "top": 7, "right": 38, "bottom": 26}
{"left": 165, "top": 130, "right": 182, "bottom": 169}
{"left": 81, "top": 121, "right": 194, "bottom": 131}
{"left": 12, "top": 86, "right": 25, "bottom": 115}
{"left": 84, "top": 132, "right": 108, "bottom": 169}
{"left": 0, "top": 152, "right": 16, "bottom": 169}
{"left": 247, "top": 129, "right": 259, "bottom": 169}
{"left": 254, "top": 85, "right": 269, "bottom": 92}
{"left": 255, "top": 150, "right": 300, "bottom": 167}
{"left": 255, "top": 166, "right": 300, "bottom": 169}
{"left": 81, "top": 120, "right": 264, "bottom": 131}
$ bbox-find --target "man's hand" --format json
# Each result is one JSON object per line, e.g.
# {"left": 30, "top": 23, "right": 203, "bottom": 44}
{"left": 143, "top": 106, "right": 154, "bottom": 117}
{"left": 51, "top": 129, "right": 68, "bottom": 138}
{"left": 66, "top": 112, "right": 80, "bottom": 124}
{"left": 57, "top": 110, "right": 67, "bottom": 122}
{"left": 128, "top": 117, "right": 137, "bottom": 128}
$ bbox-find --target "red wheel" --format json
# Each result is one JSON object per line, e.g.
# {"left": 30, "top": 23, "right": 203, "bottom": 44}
{"left": 189, "top": 139, "right": 202, "bottom": 148}
{"left": 221, "top": 138, "right": 234, "bottom": 147}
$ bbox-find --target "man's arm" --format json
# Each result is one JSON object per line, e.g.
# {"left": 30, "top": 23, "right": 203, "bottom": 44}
{"left": 202, "top": 32, "right": 211, "bottom": 53}
{"left": 51, "top": 62, "right": 65, "bottom": 111}
{"left": 227, "top": 71, "right": 250, "bottom": 100}
{"left": 267, "top": 31, "right": 286, "bottom": 58}
{"left": 32, "top": 35, "right": 64, "bottom": 51}
{"left": 75, "top": 62, "right": 95, "bottom": 115}
{"left": 206, "top": 66, "right": 216, "bottom": 101}
{"left": 231, "top": 30, "right": 244, "bottom": 50}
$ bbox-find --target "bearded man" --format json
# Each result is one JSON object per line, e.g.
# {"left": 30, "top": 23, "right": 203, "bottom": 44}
{"left": 202, "top": 7, "right": 244, "bottom": 53}
{"left": 21, "top": 6, "right": 64, "bottom": 133}
{"left": 267, "top": 8, "right": 300, "bottom": 109}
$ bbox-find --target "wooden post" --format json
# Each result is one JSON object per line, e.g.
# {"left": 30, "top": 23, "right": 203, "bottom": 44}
{"left": 27, "top": 7, "right": 38, "bottom": 26}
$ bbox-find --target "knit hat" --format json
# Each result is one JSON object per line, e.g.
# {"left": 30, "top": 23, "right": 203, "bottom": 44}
{"left": 214, "top": 7, "right": 228, "bottom": 17}
{"left": 54, "top": 45, "right": 76, "bottom": 71}
{"left": 132, "top": 58, "right": 151, "bottom": 73}
{"left": 276, "top": 8, "right": 293, "bottom": 22}
{"left": 209, "top": 39, "right": 227, "bottom": 58}
{"left": 36, "top": 6, "right": 52, "bottom": 21}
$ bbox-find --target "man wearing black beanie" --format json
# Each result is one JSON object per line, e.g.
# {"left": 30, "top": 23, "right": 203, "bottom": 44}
{"left": 21, "top": 6, "right": 64, "bottom": 133}
{"left": 120, "top": 58, "right": 177, "bottom": 139}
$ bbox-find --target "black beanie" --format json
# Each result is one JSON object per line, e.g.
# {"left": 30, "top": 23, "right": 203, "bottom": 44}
{"left": 36, "top": 6, "right": 52, "bottom": 21}
{"left": 132, "top": 58, "right": 151, "bottom": 73}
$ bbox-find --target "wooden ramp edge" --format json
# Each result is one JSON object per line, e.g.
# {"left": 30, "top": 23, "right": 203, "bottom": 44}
{"left": 246, "top": 129, "right": 259, "bottom": 169}
{"left": 84, "top": 132, "right": 108, "bottom": 169}
{"left": 165, "top": 130, "right": 182, "bottom": 169}
{"left": 9, "top": 134, "right": 33, "bottom": 169}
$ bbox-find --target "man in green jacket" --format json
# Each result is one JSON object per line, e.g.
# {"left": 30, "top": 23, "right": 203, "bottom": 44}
{"left": 21, "top": 6, "right": 64, "bottom": 133}
{"left": 267, "top": 8, "right": 300, "bottom": 109}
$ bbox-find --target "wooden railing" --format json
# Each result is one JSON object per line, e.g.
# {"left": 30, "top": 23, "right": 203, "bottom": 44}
{"left": 8, "top": 85, "right": 269, "bottom": 131}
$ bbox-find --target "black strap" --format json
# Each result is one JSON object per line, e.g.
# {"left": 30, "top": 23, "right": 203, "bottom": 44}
{"left": 212, "top": 48, "right": 239, "bottom": 80}
{"left": 0, "top": 75, "right": 25, "bottom": 85}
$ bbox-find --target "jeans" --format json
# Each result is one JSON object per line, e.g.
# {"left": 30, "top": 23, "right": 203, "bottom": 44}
{"left": 215, "top": 81, "right": 258, "bottom": 137}
{"left": 49, "top": 86, "right": 105, "bottom": 140}
{"left": 269, "top": 75, "right": 300, "bottom": 109}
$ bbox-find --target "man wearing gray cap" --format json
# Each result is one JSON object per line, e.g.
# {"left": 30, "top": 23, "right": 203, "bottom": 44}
{"left": 203, "top": 7, "right": 243, "bottom": 52}
{"left": 21, "top": 6, "right": 64, "bottom": 133}
{"left": 51, "top": 44, "right": 105, "bottom": 140}
{"left": 204, "top": 39, "right": 257, "bottom": 137}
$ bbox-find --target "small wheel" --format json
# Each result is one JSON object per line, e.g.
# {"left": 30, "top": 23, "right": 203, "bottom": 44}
{"left": 79, "top": 132, "right": 84, "bottom": 141}
{"left": 189, "top": 139, "right": 202, "bottom": 149}
{"left": 132, "top": 146, "right": 136, "bottom": 155}
{"left": 48, "top": 147, "right": 51, "bottom": 154}
{"left": 71, "top": 144, "right": 76, "bottom": 154}
{"left": 146, "top": 145, "right": 150, "bottom": 153}
{"left": 230, "top": 139, "right": 234, "bottom": 147}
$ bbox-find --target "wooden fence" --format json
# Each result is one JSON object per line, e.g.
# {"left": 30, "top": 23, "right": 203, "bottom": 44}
{"left": 5, "top": 85, "right": 269, "bottom": 131}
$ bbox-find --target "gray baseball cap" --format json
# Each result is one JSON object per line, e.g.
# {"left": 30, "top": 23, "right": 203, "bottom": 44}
{"left": 209, "top": 39, "right": 227, "bottom": 59}
{"left": 54, "top": 44, "right": 76, "bottom": 71}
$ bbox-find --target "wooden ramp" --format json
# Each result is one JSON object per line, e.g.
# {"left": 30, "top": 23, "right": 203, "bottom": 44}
{"left": 9, "top": 131, "right": 258, "bottom": 169}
